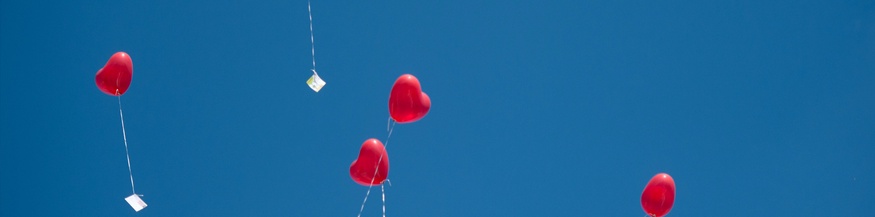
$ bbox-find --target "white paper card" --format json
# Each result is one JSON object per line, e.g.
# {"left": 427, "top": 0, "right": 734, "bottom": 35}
{"left": 125, "top": 194, "right": 147, "bottom": 212}
{"left": 307, "top": 73, "right": 326, "bottom": 92}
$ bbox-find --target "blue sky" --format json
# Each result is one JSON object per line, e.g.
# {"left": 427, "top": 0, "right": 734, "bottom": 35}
{"left": 1, "top": 0, "right": 873, "bottom": 216}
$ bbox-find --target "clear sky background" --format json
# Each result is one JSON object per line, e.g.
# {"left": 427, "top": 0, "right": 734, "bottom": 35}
{"left": 1, "top": 0, "right": 873, "bottom": 216}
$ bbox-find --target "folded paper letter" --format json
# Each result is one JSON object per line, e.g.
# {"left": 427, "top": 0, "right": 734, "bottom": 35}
{"left": 306, "top": 73, "right": 326, "bottom": 92}
{"left": 125, "top": 194, "right": 147, "bottom": 212}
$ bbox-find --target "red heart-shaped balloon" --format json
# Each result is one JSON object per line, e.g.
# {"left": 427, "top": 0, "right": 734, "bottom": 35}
{"left": 641, "top": 173, "right": 676, "bottom": 217}
{"left": 389, "top": 74, "right": 430, "bottom": 123}
{"left": 350, "top": 138, "right": 389, "bottom": 186}
{"left": 95, "top": 52, "right": 133, "bottom": 96}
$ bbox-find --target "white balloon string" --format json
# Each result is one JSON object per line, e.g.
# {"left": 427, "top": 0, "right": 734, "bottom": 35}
{"left": 356, "top": 151, "right": 384, "bottom": 217}
{"left": 387, "top": 119, "right": 396, "bottom": 142}
{"left": 356, "top": 181, "right": 372, "bottom": 217}
{"left": 118, "top": 94, "right": 136, "bottom": 194}
{"left": 307, "top": 0, "right": 317, "bottom": 75}
{"left": 357, "top": 119, "right": 396, "bottom": 217}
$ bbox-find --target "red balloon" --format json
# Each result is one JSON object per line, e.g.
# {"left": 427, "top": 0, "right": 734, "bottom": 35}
{"left": 389, "top": 74, "right": 430, "bottom": 123}
{"left": 641, "top": 173, "right": 676, "bottom": 217}
{"left": 95, "top": 52, "right": 133, "bottom": 96}
{"left": 349, "top": 138, "right": 389, "bottom": 186}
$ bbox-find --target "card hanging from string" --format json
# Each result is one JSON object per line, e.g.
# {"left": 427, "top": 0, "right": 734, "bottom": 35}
{"left": 118, "top": 93, "right": 147, "bottom": 212}
{"left": 305, "top": 0, "right": 326, "bottom": 92}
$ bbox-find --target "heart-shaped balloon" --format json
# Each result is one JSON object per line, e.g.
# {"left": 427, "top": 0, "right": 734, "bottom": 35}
{"left": 350, "top": 138, "right": 389, "bottom": 186}
{"left": 389, "top": 74, "right": 430, "bottom": 123}
{"left": 641, "top": 173, "right": 676, "bottom": 217}
{"left": 95, "top": 52, "right": 133, "bottom": 96}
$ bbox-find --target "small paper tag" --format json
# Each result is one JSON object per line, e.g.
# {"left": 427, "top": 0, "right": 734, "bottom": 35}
{"left": 307, "top": 73, "right": 326, "bottom": 92}
{"left": 125, "top": 194, "right": 147, "bottom": 212}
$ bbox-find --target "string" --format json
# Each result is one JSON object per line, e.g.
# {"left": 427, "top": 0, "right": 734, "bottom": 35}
{"left": 118, "top": 93, "right": 136, "bottom": 195}
{"left": 307, "top": 0, "right": 318, "bottom": 75}
{"left": 356, "top": 181, "right": 372, "bottom": 217}
{"left": 357, "top": 118, "right": 396, "bottom": 217}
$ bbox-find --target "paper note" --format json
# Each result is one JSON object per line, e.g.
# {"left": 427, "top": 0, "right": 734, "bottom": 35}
{"left": 125, "top": 194, "right": 147, "bottom": 212}
{"left": 307, "top": 73, "right": 326, "bottom": 92}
